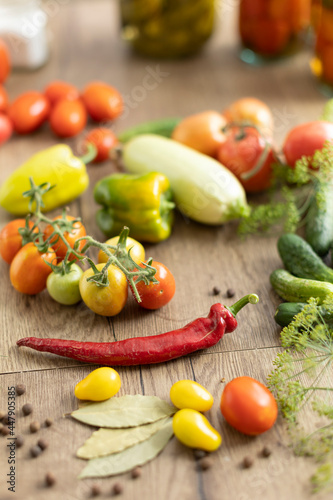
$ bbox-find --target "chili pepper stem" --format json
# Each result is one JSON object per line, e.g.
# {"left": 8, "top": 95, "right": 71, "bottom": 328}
{"left": 227, "top": 294, "right": 259, "bottom": 317}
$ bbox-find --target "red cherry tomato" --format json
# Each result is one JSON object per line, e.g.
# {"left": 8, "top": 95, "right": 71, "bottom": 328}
{"left": 0, "top": 113, "right": 13, "bottom": 145}
{"left": 10, "top": 242, "right": 56, "bottom": 295}
{"left": 0, "top": 40, "right": 10, "bottom": 83}
{"left": 81, "top": 81, "right": 123, "bottom": 122}
{"left": 134, "top": 261, "right": 176, "bottom": 310}
{"left": 44, "top": 80, "right": 80, "bottom": 106}
{"left": 84, "top": 127, "right": 118, "bottom": 163}
{"left": 283, "top": 121, "right": 333, "bottom": 167}
{"left": 8, "top": 91, "right": 50, "bottom": 134}
{"left": 43, "top": 215, "right": 86, "bottom": 261}
{"left": 220, "top": 376, "right": 278, "bottom": 436}
{"left": 217, "top": 126, "right": 275, "bottom": 193}
{"left": 0, "top": 219, "right": 37, "bottom": 264}
{"left": 49, "top": 99, "right": 87, "bottom": 138}
{"left": 0, "top": 84, "right": 9, "bottom": 112}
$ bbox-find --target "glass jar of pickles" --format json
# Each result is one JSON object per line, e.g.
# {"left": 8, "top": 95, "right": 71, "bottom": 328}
{"left": 119, "top": 0, "right": 215, "bottom": 58}
{"left": 239, "top": 0, "right": 311, "bottom": 64}
{"left": 311, "top": 1, "right": 333, "bottom": 95}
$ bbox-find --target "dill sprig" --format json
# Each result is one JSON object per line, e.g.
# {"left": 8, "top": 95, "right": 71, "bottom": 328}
{"left": 268, "top": 297, "right": 333, "bottom": 493}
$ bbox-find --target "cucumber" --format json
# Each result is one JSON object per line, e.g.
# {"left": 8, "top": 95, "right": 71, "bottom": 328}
{"left": 118, "top": 118, "right": 181, "bottom": 143}
{"left": 122, "top": 134, "right": 249, "bottom": 225}
{"left": 270, "top": 269, "right": 333, "bottom": 303}
{"left": 274, "top": 302, "right": 333, "bottom": 328}
{"left": 277, "top": 233, "right": 333, "bottom": 282}
{"left": 305, "top": 179, "right": 333, "bottom": 257}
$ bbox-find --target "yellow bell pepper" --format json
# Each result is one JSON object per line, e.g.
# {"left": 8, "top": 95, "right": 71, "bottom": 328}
{"left": 0, "top": 145, "right": 91, "bottom": 215}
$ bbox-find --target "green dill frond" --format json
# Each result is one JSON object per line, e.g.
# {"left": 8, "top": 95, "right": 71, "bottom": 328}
{"left": 312, "top": 400, "right": 333, "bottom": 419}
{"left": 311, "top": 463, "right": 333, "bottom": 493}
{"left": 320, "top": 98, "right": 333, "bottom": 122}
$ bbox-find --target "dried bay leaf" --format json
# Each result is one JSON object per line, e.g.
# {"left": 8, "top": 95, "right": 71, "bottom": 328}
{"left": 77, "top": 416, "right": 170, "bottom": 459}
{"left": 71, "top": 395, "right": 176, "bottom": 428}
{"left": 78, "top": 419, "right": 173, "bottom": 478}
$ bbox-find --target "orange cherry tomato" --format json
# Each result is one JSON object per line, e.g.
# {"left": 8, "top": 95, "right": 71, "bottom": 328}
{"left": 44, "top": 215, "right": 86, "bottom": 262}
{"left": 172, "top": 111, "right": 227, "bottom": 157}
{"left": 0, "top": 113, "right": 12, "bottom": 146}
{"left": 0, "top": 84, "right": 9, "bottom": 112}
{"left": 81, "top": 81, "right": 123, "bottom": 122}
{"left": 0, "top": 40, "right": 10, "bottom": 83}
{"left": 222, "top": 97, "right": 274, "bottom": 138}
{"left": 10, "top": 242, "right": 56, "bottom": 295}
{"left": 50, "top": 99, "right": 87, "bottom": 138}
{"left": 84, "top": 127, "right": 118, "bottom": 163}
{"left": 220, "top": 376, "right": 278, "bottom": 436}
{"left": 44, "top": 80, "right": 80, "bottom": 106}
{"left": 0, "top": 219, "right": 37, "bottom": 264}
{"left": 135, "top": 260, "right": 176, "bottom": 310}
{"left": 8, "top": 91, "right": 50, "bottom": 134}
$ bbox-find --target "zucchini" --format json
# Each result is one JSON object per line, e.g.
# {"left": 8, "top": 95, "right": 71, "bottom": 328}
{"left": 270, "top": 269, "right": 333, "bottom": 303}
{"left": 305, "top": 179, "right": 333, "bottom": 257}
{"left": 122, "top": 134, "right": 249, "bottom": 225}
{"left": 118, "top": 118, "right": 181, "bottom": 143}
{"left": 274, "top": 302, "right": 333, "bottom": 328}
{"left": 277, "top": 233, "right": 333, "bottom": 283}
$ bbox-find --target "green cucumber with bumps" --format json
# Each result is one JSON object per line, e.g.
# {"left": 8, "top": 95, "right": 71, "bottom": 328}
{"left": 274, "top": 302, "right": 333, "bottom": 327}
{"left": 270, "top": 269, "right": 333, "bottom": 303}
{"left": 305, "top": 180, "right": 333, "bottom": 257}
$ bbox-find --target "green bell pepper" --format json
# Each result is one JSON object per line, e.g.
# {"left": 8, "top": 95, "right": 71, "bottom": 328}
{"left": 94, "top": 172, "right": 175, "bottom": 243}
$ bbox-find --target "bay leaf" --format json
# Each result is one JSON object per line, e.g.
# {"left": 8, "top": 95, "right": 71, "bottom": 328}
{"left": 78, "top": 419, "right": 173, "bottom": 478}
{"left": 71, "top": 394, "right": 176, "bottom": 428}
{"left": 77, "top": 416, "right": 170, "bottom": 459}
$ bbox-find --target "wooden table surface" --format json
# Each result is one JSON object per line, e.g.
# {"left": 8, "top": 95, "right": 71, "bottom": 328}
{"left": 0, "top": 1, "right": 330, "bottom": 499}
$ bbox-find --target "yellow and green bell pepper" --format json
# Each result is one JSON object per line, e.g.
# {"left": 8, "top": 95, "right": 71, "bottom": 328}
{"left": 94, "top": 172, "right": 175, "bottom": 243}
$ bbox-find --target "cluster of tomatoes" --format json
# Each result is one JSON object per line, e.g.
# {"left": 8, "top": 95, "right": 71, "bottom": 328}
{"left": 172, "top": 97, "right": 333, "bottom": 193}
{"left": 0, "top": 215, "right": 176, "bottom": 316}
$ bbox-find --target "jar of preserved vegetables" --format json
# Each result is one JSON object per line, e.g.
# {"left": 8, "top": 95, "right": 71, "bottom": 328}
{"left": 311, "top": 1, "right": 333, "bottom": 95}
{"left": 119, "top": 0, "right": 215, "bottom": 58}
{"left": 239, "top": 0, "right": 311, "bottom": 64}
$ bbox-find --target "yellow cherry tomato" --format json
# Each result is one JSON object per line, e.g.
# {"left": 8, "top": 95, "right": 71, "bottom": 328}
{"left": 79, "top": 263, "right": 128, "bottom": 316}
{"left": 98, "top": 236, "right": 145, "bottom": 266}
{"left": 75, "top": 367, "right": 121, "bottom": 401}
{"left": 170, "top": 380, "right": 214, "bottom": 412}
{"left": 172, "top": 409, "right": 222, "bottom": 451}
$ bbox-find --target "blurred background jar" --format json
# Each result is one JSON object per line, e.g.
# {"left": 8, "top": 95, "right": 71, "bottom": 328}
{"left": 239, "top": 0, "right": 311, "bottom": 64}
{"left": 119, "top": 0, "right": 215, "bottom": 58}
{"left": 0, "top": 0, "right": 49, "bottom": 70}
{"left": 311, "top": 0, "right": 333, "bottom": 96}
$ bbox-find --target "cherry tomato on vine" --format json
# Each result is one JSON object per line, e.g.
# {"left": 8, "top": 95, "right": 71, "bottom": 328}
{"left": 10, "top": 242, "right": 56, "bottom": 295}
{"left": 0, "top": 40, "right": 10, "bottom": 83}
{"left": 44, "top": 80, "right": 80, "bottom": 106}
{"left": 79, "top": 263, "right": 128, "bottom": 316}
{"left": 0, "top": 84, "right": 9, "bottom": 112}
{"left": 283, "top": 121, "right": 333, "bottom": 167}
{"left": 84, "top": 127, "right": 118, "bottom": 163}
{"left": 135, "top": 260, "right": 175, "bottom": 310}
{"left": 44, "top": 215, "right": 87, "bottom": 262}
{"left": 0, "top": 113, "right": 13, "bottom": 146}
{"left": 8, "top": 91, "right": 50, "bottom": 134}
{"left": 98, "top": 235, "right": 145, "bottom": 266}
{"left": 49, "top": 99, "right": 87, "bottom": 138}
{"left": 220, "top": 376, "right": 278, "bottom": 436}
{"left": 47, "top": 263, "right": 83, "bottom": 305}
{"left": 222, "top": 97, "right": 274, "bottom": 138}
{"left": 0, "top": 219, "right": 37, "bottom": 264}
{"left": 216, "top": 126, "right": 275, "bottom": 193}
{"left": 172, "top": 111, "right": 227, "bottom": 157}
{"left": 81, "top": 81, "right": 123, "bottom": 122}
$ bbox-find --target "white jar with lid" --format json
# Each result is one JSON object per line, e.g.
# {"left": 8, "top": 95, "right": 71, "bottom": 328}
{"left": 0, "top": 0, "right": 49, "bottom": 70}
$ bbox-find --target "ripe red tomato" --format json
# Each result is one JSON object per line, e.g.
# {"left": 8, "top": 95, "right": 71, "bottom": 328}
{"left": 0, "top": 84, "right": 9, "bottom": 112}
{"left": 0, "top": 113, "right": 13, "bottom": 146}
{"left": 50, "top": 99, "right": 87, "bottom": 138}
{"left": 283, "top": 121, "right": 333, "bottom": 167}
{"left": 84, "top": 127, "right": 118, "bottom": 163}
{"left": 0, "top": 219, "right": 37, "bottom": 264}
{"left": 10, "top": 242, "right": 56, "bottom": 295}
{"left": 220, "top": 376, "right": 278, "bottom": 436}
{"left": 8, "top": 91, "right": 50, "bottom": 134}
{"left": 44, "top": 215, "right": 86, "bottom": 262}
{"left": 44, "top": 80, "right": 79, "bottom": 106}
{"left": 222, "top": 97, "right": 274, "bottom": 138}
{"left": 135, "top": 261, "right": 176, "bottom": 310}
{"left": 81, "top": 81, "right": 123, "bottom": 122}
{"left": 0, "top": 40, "right": 10, "bottom": 83}
{"left": 217, "top": 126, "right": 275, "bottom": 193}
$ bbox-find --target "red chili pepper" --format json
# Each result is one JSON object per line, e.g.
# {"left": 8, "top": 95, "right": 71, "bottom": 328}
{"left": 17, "top": 294, "right": 258, "bottom": 366}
